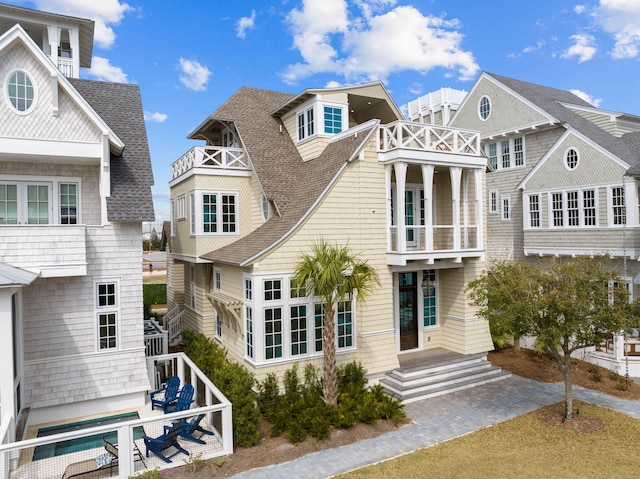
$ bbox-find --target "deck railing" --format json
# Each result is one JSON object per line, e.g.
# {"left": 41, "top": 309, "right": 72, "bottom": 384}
{"left": 164, "top": 305, "right": 184, "bottom": 346}
{"left": 378, "top": 121, "right": 481, "bottom": 156}
{"left": 171, "top": 146, "right": 248, "bottom": 180}
{"left": 0, "top": 353, "right": 232, "bottom": 479}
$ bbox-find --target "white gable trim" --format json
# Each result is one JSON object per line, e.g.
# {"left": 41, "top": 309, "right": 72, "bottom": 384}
{"left": 0, "top": 24, "right": 124, "bottom": 154}
{"left": 451, "top": 73, "right": 558, "bottom": 132}
{"left": 516, "top": 128, "right": 631, "bottom": 190}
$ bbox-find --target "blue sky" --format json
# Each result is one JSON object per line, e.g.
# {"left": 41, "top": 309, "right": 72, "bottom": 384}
{"left": 8, "top": 0, "right": 640, "bottom": 226}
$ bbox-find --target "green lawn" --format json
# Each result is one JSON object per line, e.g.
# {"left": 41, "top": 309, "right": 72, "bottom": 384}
{"left": 337, "top": 401, "right": 640, "bottom": 479}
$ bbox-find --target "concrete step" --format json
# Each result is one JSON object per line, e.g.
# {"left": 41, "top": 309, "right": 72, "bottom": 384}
{"left": 381, "top": 354, "right": 511, "bottom": 404}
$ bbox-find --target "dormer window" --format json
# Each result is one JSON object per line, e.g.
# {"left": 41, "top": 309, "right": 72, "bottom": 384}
{"left": 323, "top": 105, "right": 343, "bottom": 134}
{"left": 297, "top": 107, "right": 314, "bottom": 141}
{"left": 295, "top": 102, "right": 345, "bottom": 143}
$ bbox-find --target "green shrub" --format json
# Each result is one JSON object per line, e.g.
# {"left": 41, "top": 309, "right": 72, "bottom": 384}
{"left": 183, "top": 330, "right": 259, "bottom": 447}
{"left": 257, "top": 373, "right": 280, "bottom": 420}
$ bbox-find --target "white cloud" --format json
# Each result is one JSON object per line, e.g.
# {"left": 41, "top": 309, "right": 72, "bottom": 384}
{"left": 30, "top": 0, "right": 135, "bottom": 49}
{"left": 237, "top": 10, "right": 256, "bottom": 39}
{"left": 85, "top": 56, "right": 128, "bottom": 82}
{"left": 562, "top": 33, "right": 597, "bottom": 62}
{"left": 283, "top": 1, "right": 478, "bottom": 84}
{"left": 178, "top": 58, "right": 212, "bottom": 91}
{"left": 591, "top": 0, "right": 640, "bottom": 59}
{"left": 508, "top": 39, "right": 546, "bottom": 58}
{"left": 144, "top": 111, "right": 168, "bottom": 123}
{"left": 574, "top": 5, "right": 587, "bottom": 14}
{"left": 570, "top": 89, "right": 602, "bottom": 108}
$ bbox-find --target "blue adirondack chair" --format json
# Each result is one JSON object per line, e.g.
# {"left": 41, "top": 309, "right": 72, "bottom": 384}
{"left": 150, "top": 376, "right": 180, "bottom": 412}
{"left": 164, "top": 383, "right": 194, "bottom": 414}
{"left": 143, "top": 422, "right": 189, "bottom": 463}
{"left": 180, "top": 414, "right": 214, "bottom": 444}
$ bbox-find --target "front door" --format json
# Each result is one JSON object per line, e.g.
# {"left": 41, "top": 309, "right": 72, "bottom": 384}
{"left": 399, "top": 272, "right": 418, "bottom": 351}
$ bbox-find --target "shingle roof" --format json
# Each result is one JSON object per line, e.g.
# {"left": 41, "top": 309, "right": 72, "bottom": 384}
{"left": 199, "top": 87, "right": 376, "bottom": 266}
{"left": 69, "top": 79, "right": 155, "bottom": 222}
{"left": 486, "top": 73, "right": 640, "bottom": 173}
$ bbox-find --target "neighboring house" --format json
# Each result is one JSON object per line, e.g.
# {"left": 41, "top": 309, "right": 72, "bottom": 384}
{"left": 167, "top": 81, "right": 497, "bottom": 392}
{"left": 0, "top": 3, "right": 155, "bottom": 445}
{"left": 409, "top": 72, "right": 640, "bottom": 376}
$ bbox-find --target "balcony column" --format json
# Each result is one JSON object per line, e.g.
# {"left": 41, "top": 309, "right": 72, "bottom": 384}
{"left": 462, "top": 170, "right": 469, "bottom": 248}
{"left": 450, "top": 166, "right": 462, "bottom": 251}
{"left": 474, "top": 168, "right": 483, "bottom": 250}
{"left": 395, "top": 162, "right": 408, "bottom": 253}
{"left": 421, "top": 164, "right": 434, "bottom": 251}
{"left": 46, "top": 25, "right": 59, "bottom": 71}
{"left": 385, "top": 165, "right": 393, "bottom": 252}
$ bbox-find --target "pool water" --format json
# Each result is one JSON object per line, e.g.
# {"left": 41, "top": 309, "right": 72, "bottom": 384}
{"left": 33, "top": 412, "right": 144, "bottom": 460}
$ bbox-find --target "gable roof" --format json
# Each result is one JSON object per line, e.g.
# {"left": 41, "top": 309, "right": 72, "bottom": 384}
{"left": 484, "top": 73, "right": 640, "bottom": 173}
{"left": 199, "top": 87, "right": 377, "bottom": 266}
{"left": 69, "top": 79, "right": 155, "bottom": 222}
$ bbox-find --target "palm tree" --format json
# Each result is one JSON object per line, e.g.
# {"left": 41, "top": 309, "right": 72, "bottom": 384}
{"left": 291, "top": 239, "right": 380, "bottom": 406}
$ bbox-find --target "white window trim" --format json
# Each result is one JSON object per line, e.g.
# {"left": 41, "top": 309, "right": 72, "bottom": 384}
{"left": 501, "top": 196, "right": 510, "bottom": 221}
{"left": 525, "top": 193, "right": 541, "bottom": 229}
{"left": 544, "top": 189, "right": 599, "bottom": 229}
{"left": 93, "top": 277, "right": 120, "bottom": 352}
{"left": 484, "top": 136, "right": 526, "bottom": 171}
{"left": 488, "top": 190, "right": 498, "bottom": 214}
{"left": 564, "top": 147, "right": 580, "bottom": 171}
{"left": 5, "top": 69, "right": 37, "bottom": 115}
{"left": 608, "top": 185, "right": 627, "bottom": 227}
{"left": 176, "top": 194, "right": 186, "bottom": 220}
{"left": 0, "top": 175, "right": 82, "bottom": 225}
{"left": 190, "top": 189, "right": 239, "bottom": 236}
{"left": 213, "top": 267, "right": 222, "bottom": 292}
{"left": 293, "top": 99, "right": 347, "bottom": 144}
{"left": 248, "top": 273, "right": 357, "bottom": 365}
{"left": 478, "top": 96, "right": 491, "bottom": 121}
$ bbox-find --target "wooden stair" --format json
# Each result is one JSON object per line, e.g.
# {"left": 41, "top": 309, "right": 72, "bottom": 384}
{"left": 380, "top": 349, "right": 510, "bottom": 404}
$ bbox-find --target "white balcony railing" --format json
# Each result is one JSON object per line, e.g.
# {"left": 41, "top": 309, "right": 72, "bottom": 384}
{"left": 378, "top": 121, "right": 481, "bottom": 156}
{"left": 389, "top": 225, "right": 479, "bottom": 252}
{"left": 0, "top": 353, "right": 233, "bottom": 479}
{"left": 172, "top": 146, "right": 248, "bottom": 180}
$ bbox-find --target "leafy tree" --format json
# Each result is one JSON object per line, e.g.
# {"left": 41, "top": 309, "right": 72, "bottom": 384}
{"left": 468, "top": 256, "right": 633, "bottom": 420}
{"left": 467, "top": 260, "right": 538, "bottom": 354}
{"left": 291, "top": 240, "right": 380, "bottom": 406}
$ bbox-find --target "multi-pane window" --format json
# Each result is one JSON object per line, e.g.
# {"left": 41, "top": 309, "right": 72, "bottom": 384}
{"left": 59, "top": 183, "right": 77, "bottom": 224}
{"left": 584, "top": 190, "right": 596, "bottom": 226}
{"left": 290, "top": 278, "right": 306, "bottom": 298}
{"left": 264, "top": 307, "right": 283, "bottom": 360}
{"left": 290, "top": 305, "right": 308, "bottom": 355}
{"left": 566, "top": 148, "right": 579, "bottom": 170}
{"left": 96, "top": 281, "right": 118, "bottom": 351}
{"left": 314, "top": 303, "right": 325, "bottom": 353}
{"left": 245, "top": 306, "right": 253, "bottom": 358}
{"left": 190, "top": 192, "right": 195, "bottom": 234}
{"left": 501, "top": 197, "right": 510, "bottom": 221}
{"left": 552, "top": 192, "right": 564, "bottom": 227}
{"left": 514, "top": 137, "right": 524, "bottom": 166}
{"left": 198, "top": 192, "right": 237, "bottom": 234}
{"left": 479, "top": 96, "right": 491, "bottom": 120}
{"left": 423, "top": 270, "right": 437, "bottom": 327}
{"left": 489, "top": 190, "right": 498, "bottom": 214}
{"left": 487, "top": 143, "right": 497, "bottom": 170}
{"left": 176, "top": 195, "right": 186, "bottom": 219}
{"left": 297, "top": 107, "right": 314, "bottom": 141}
{"left": 202, "top": 194, "right": 216, "bottom": 233}
{"left": 529, "top": 194, "right": 540, "bottom": 228}
{"left": 213, "top": 267, "right": 221, "bottom": 291}
{"left": 264, "top": 280, "right": 282, "bottom": 301}
{"left": 611, "top": 187, "right": 626, "bottom": 225}
{"left": 323, "top": 106, "right": 343, "bottom": 134}
{"left": 27, "top": 185, "right": 48, "bottom": 224}
{"left": 567, "top": 191, "right": 579, "bottom": 226}
{"left": 7, "top": 71, "right": 34, "bottom": 112}
{"left": 484, "top": 137, "right": 525, "bottom": 171}
{"left": 337, "top": 301, "right": 353, "bottom": 348}
{"left": 0, "top": 184, "right": 17, "bottom": 224}
{"left": 215, "top": 312, "right": 222, "bottom": 339}
{"left": 244, "top": 278, "right": 252, "bottom": 300}
{"left": 501, "top": 140, "right": 510, "bottom": 169}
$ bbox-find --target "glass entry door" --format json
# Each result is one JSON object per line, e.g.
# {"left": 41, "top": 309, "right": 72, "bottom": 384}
{"left": 399, "top": 272, "right": 418, "bottom": 351}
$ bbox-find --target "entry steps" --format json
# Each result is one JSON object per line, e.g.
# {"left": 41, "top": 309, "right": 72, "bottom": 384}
{"left": 380, "top": 352, "right": 511, "bottom": 404}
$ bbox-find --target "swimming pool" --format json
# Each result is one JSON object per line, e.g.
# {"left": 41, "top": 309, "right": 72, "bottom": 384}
{"left": 33, "top": 412, "right": 144, "bottom": 460}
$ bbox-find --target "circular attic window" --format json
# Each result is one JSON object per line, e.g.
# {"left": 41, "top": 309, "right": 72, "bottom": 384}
{"left": 7, "top": 70, "right": 35, "bottom": 113}
{"left": 565, "top": 148, "right": 579, "bottom": 170}
{"left": 478, "top": 96, "right": 491, "bottom": 120}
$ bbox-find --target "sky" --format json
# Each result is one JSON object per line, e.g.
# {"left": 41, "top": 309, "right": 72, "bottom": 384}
{"left": 7, "top": 0, "right": 640, "bottom": 226}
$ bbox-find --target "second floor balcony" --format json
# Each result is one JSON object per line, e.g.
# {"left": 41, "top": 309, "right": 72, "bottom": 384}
{"left": 171, "top": 146, "right": 249, "bottom": 182}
